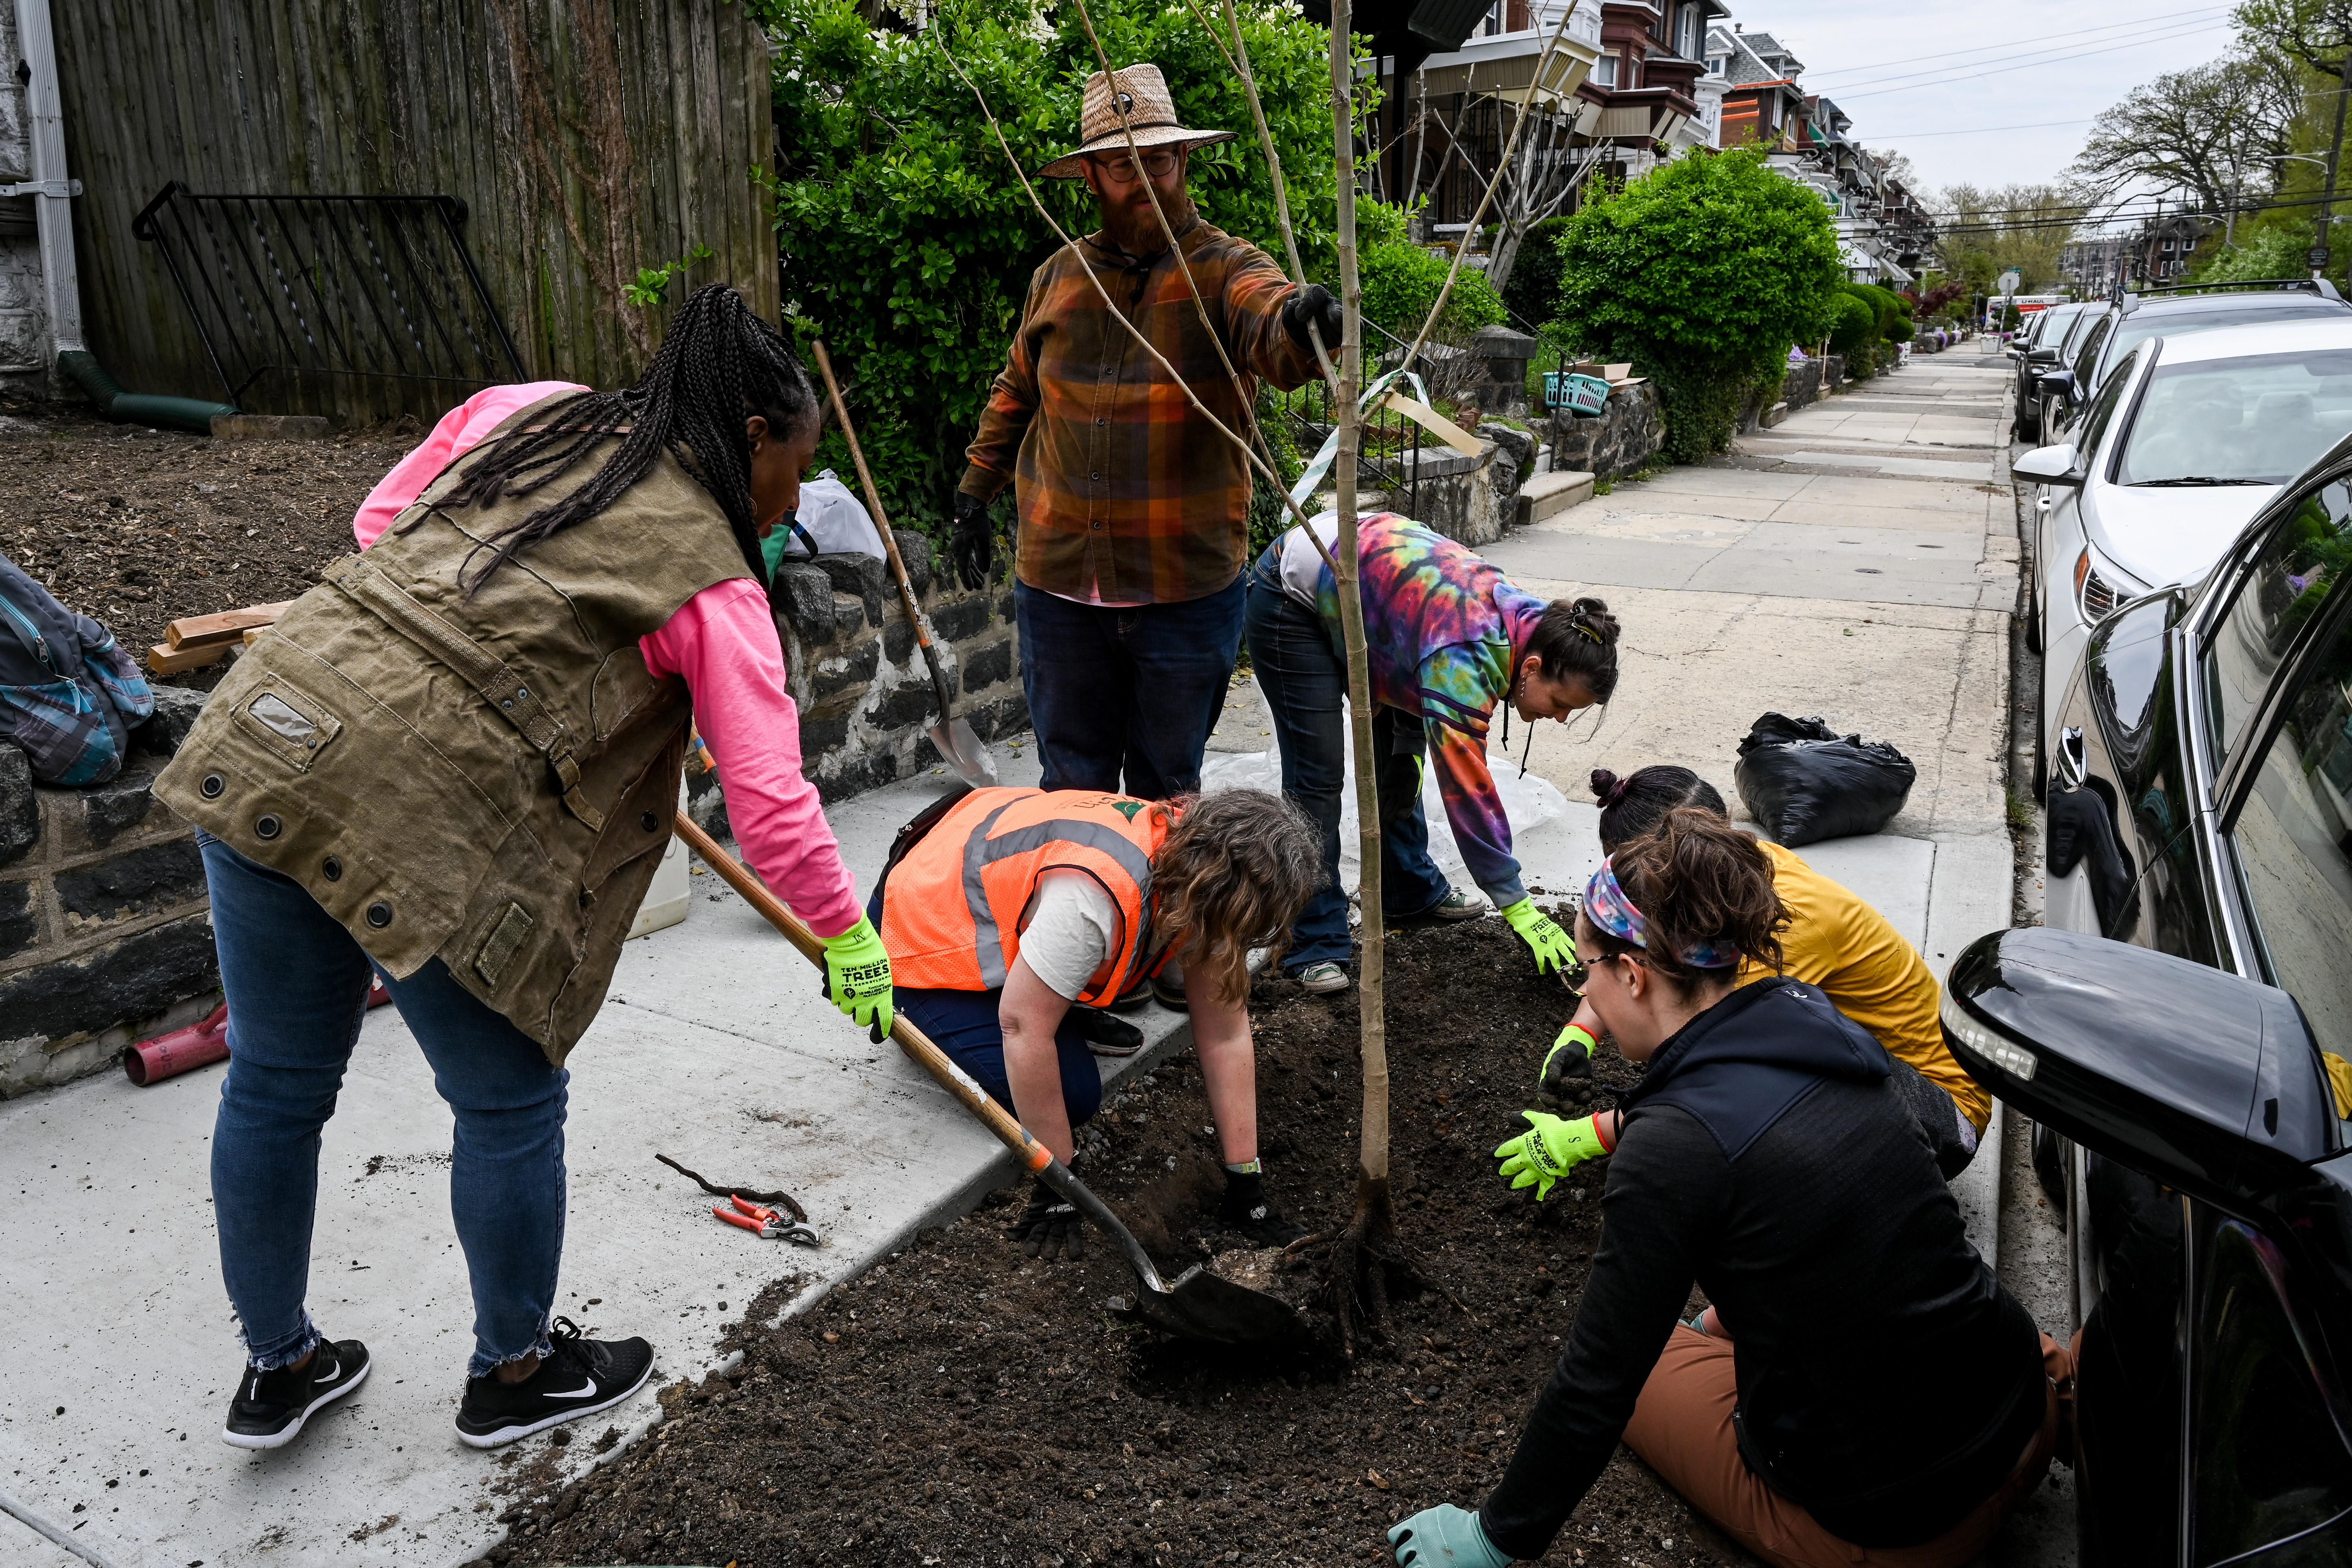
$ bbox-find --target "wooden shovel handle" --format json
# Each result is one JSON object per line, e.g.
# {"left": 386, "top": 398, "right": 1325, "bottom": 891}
{"left": 808, "top": 340, "right": 931, "bottom": 646}
{"left": 669, "top": 810, "right": 1050, "bottom": 1173}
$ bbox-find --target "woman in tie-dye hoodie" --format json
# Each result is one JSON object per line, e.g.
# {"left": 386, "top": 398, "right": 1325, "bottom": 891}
{"left": 1244, "top": 512, "right": 1623, "bottom": 993}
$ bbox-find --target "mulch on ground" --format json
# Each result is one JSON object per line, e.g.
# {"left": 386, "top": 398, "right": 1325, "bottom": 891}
{"left": 0, "top": 391, "right": 421, "bottom": 684}
{"left": 494, "top": 916, "right": 1737, "bottom": 1568}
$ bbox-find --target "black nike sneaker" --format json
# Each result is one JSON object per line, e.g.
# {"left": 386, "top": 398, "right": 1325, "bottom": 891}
{"left": 453, "top": 1317, "right": 654, "bottom": 1449}
{"left": 222, "top": 1336, "right": 371, "bottom": 1450}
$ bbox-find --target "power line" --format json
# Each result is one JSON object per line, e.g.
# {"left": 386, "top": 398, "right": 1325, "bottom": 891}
{"left": 1870, "top": 117, "right": 2097, "bottom": 140}
{"left": 1829, "top": 19, "right": 2234, "bottom": 99}
{"left": 1804, "top": 7, "right": 2228, "bottom": 82}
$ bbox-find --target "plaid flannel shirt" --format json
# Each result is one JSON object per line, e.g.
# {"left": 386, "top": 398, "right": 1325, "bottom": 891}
{"left": 962, "top": 214, "right": 1317, "bottom": 604}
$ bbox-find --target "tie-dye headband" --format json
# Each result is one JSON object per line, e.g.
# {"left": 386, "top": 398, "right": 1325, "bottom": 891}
{"left": 1581, "top": 856, "right": 1741, "bottom": 969}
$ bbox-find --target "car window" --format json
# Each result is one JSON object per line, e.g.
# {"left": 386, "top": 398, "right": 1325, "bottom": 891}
{"left": 2059, "top": 307, "right": 2100, "bottom": 357}
{"left": 2079, "top": 349, "right": 2141, "bottom": 461}
{"left": 2229, "top": 593, "right": 2352, "bottom": 1053}
{"left": 2189, "top": 1219, "right": 2352, "bottom": 1561}
{"left": 2071, "top": 314, "right": 2114, "bottom": 385}
{"left": 2116, "top": 349, "right": 2352, "bottom": 486}
{"left": 2105, "top": 303, "right": 2348, "bottom": 382}
{"left": 2206, "top": 477, "right": 2352, "bottom": 758}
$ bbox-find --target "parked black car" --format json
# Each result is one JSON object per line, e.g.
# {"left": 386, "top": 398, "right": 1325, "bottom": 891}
{"left": 2002, "top": 437, "right": 2352, "bottom": 1562}
{"left": 2013, "top": 301, "right": 2090, "bottom": 443}
{"left": 2035, "top": 279, "right": 2351, "bottom": 442}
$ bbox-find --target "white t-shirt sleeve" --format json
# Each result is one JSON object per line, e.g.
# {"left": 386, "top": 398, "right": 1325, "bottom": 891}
{"left": 1015, "top": 868, "right": 1122, "bottom": 1001}
{"left": 1277, "top": 509, "right": 1343, "bottom": 609}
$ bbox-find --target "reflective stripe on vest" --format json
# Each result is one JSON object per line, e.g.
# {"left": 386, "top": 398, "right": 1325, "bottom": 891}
{"left": 960, "top": 797, "right": 1157, "bottom": 990}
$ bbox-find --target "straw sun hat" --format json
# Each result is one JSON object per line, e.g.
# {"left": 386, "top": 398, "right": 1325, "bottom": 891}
{"left": 1036, "top": 63, "right": 1235, "bottom": 180}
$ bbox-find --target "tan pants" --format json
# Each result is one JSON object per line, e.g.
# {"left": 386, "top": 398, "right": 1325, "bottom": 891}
{"left": 1620, "top": 1326, "right": 2069, "bottom": 1568}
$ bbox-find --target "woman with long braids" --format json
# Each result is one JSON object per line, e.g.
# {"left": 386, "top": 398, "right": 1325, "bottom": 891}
{"left": 1245, "top": 511, "right": 1621, "bottom": 994}
{"left": 156, "top": 286, "right": 891, "bottom": 1452}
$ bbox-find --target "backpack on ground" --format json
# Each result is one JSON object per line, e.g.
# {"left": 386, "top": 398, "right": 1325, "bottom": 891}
{"left": 0, "top": 550, "right": 156, "bottom": 785}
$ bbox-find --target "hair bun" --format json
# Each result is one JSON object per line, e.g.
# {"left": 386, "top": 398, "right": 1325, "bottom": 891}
{"left": 1591, "top": 768, "right": 1628, "bottom": 807}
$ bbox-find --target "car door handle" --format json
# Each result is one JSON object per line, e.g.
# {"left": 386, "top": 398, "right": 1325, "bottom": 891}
{"left": 2057, "top": 726, "right": 2088, "bottom": 792}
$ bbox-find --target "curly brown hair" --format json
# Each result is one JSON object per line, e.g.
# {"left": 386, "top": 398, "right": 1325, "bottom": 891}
{"left": 1152, "top": 789, "right": 1323, "bottom": 1006}
{"left": 1581, "top": 807, "right": 1788, "bottom": 994}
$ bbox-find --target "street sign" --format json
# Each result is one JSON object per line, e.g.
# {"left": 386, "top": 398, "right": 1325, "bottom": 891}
{"left": 1997, "top": 270, "right": 2021, "bottom": 295}
{"left": 2312, "top": 246, "right": 2332, "bottom": 269}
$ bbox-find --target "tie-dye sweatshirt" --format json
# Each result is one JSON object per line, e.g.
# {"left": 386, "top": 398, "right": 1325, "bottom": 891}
{"left": 1273, "top": 513, "right": 1546, "bottom": 907}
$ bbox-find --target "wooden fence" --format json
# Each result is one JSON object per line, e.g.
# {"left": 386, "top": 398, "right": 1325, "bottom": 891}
{"left": 52, "top": 0, "right": 778, "bottom": 425}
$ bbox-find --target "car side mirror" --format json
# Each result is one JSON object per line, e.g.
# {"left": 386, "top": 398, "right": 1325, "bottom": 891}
{"left": 2028, "top": 347, "right": 2060, "bottom": 364}
{"left": 2034, "top": 370, "right": 2075, "bottom": 398}
{"left": 2012, "top": 444, "right": 2085, "bottom": 486}
{"left": 1943, "top": 928, "right": 2338, "bottom": 1208}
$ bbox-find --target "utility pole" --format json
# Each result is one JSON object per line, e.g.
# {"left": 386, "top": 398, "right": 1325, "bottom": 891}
{"left": 2320, "top": 43, "right": 2351, "bottom": 279}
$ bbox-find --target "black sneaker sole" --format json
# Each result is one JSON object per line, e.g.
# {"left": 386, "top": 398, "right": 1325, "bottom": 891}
{"left": 221, "top": 1350, "right": 370, "bottom": 1451}
{"left": 453, "top": 1355, "right": 654, "bottom": 1450}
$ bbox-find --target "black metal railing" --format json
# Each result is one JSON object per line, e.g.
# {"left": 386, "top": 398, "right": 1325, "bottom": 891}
{"left": 132, "top": 182, "right": 526, "bottom": 405}
{"left": 1269, "top": 316, "right": 1439, "bottom": 517}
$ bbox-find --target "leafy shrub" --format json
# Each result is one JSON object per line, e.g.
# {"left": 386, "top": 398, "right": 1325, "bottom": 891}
{"left": 1501, "top": 214, "right": 1573, "bottom": 328}
{"left": 1554, "top": 146, "right": 1843, "bottom": 462}
{"left": 756, "top": 0, "right": 1345, "bottom": 534}
{"left": 1885, "top": 315, "right": 1914, "bottom": 343}
{"left": 1826, "top": 294, "right": 1876, "bottom": 354}
{"left": 1359, "top": 241, "right": 1507, "bottom": 342}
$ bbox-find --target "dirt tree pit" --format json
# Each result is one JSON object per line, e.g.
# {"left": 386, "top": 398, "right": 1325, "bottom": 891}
{"left": 491, "top": 918, "right": 1737, "bottom": 1567}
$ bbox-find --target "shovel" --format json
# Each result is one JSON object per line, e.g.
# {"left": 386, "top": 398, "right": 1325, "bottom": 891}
{"left": 672, "top": 809, "right": 1308, "bottom": 1348}
{"left": 809, "top": 340, "right": 999, "bottom": 789}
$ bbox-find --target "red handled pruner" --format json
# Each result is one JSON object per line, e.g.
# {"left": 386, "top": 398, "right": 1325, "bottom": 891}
{"left": 713, "top": 1194, "right": 818, "bottom": 1246}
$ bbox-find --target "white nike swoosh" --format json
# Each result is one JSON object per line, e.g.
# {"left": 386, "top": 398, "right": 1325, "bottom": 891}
{"left": 537, "top": 1376, "right": 599, "bottom": 1401}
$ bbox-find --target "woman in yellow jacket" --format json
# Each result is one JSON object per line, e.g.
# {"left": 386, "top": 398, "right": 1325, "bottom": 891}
{"left": 1502, "top": 765, "right": 1986, "bottom": 1193}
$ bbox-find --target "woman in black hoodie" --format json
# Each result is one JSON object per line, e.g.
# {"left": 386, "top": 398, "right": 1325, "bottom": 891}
{"left": 1388, "top": 810, "right": 2065, "bottom": 1568}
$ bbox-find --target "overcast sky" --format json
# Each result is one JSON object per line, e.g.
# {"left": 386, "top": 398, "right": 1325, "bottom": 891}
{"left": 1741, "top": 2, "right": 2236, "bottom": 199}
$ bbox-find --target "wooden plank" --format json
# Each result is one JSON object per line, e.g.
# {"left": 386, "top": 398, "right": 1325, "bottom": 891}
{"left": 147, "top": 641, "right": 229, "bottom": 676}
{"left": 165, "top": 601, "right": 291, "bottom": 650}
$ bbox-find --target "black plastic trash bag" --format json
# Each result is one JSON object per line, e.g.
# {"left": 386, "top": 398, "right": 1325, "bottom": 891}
{"left": 1733, "top": 713, "right": 1916, "bottom": 846}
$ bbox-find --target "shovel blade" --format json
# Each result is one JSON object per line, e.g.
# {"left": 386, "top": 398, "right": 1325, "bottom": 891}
{"left": 1119, "top": 1263, "right": 1312, "bottom": 1347}
{"left": 928, "top": 717, "right": 1000, "bottom": 788}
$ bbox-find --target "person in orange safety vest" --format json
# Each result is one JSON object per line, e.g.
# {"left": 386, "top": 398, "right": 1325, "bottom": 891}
{"left": 871, "top": 784, "right": 1322, "bottom": 1261}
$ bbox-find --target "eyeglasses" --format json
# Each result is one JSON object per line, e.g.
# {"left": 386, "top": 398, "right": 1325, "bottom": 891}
{"left": 1089, "top": 147, "right": 1181, "bottom": 183}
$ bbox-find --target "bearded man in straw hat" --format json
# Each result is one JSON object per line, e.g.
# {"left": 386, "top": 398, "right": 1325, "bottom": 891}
{"left": 955, "top": 63, "right": 1341, "bottom": 814}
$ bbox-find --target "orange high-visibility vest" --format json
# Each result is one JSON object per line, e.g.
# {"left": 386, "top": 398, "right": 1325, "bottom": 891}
{"left": 881, "top": 787, "right": 1176, "bottom": 1003}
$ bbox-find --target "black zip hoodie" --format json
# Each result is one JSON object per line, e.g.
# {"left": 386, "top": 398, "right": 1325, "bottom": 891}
{"left": 1477, "top": 977, "right": 2046, "bottom": 1557}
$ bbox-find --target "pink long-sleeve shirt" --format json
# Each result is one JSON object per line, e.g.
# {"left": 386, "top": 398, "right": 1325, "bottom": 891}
{"left": 353, "top": 382, "right": 863, "bottom": 938}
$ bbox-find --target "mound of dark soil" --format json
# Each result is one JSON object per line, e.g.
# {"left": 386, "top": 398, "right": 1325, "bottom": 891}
{"left": 496, "top": 917, "right": 1737, "bottom": 1568}
{"left": 0, "top": 397, "right": 420, "bottom": 681}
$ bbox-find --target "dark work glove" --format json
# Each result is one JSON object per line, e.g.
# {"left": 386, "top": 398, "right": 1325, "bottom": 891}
{"left": 952, "top": 489, "right": 994, "bottom": 591}
{"left": 1008, "top": 1176, "right": 1086, "bottom": 1262}
{"left": 1536, "top": 1022, "right": 1601, "bottom": 1113}
{"left": 1281, "top": 283, "right": 1343, "bottom": 357}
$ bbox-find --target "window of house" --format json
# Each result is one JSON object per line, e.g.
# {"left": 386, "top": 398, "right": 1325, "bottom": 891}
{"left": 1592, "top": 54, "right": 1618, "bottom": 87}
{"left": 1677, "top": 5, "right": 1700, "bottom": 56}
{"left": 1708, "top": 54, "right": 1727, "bottom": 76}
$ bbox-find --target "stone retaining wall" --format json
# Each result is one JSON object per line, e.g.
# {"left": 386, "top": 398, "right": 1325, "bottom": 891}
{"left": 0, "top": 689, "right": 220, "bottom": 1096}
{"left": 1546, "top": 381, "right": 1665, "bottom": 479}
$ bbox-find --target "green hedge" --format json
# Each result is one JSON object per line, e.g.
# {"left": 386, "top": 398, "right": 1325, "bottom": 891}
{"left": 1826, "top": 294, "right": 1876, "bottom": 354}
{"left": 1359, "top": 241, "right": 1507, "bottom": 342}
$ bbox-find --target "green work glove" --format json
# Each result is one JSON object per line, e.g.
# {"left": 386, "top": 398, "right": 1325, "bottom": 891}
{"left": 1499, "top": 897, "right": 1576, "bottom": 975}
{"left": 819, "top": 914, "right": 894, "bottom": 1042}
{"left": 1537, "top": 1022, "right": 1600, "bottom": 1112}
{"left": 1388, "top": 1503, "right": 1511, "bottom": 1568}
{"left": 1494, "top": 1110, "right": 1608, "bottom": 1201}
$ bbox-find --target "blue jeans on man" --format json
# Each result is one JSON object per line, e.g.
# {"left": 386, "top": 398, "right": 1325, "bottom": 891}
{"left": 1242, "top": 553, "right": 1451, "bottom": 973}
{"left": 200, "top": 832, "right": 567, "bottom": 1379}
{"left": 1014, "top": 574, "right": 1246, "bottom": 799}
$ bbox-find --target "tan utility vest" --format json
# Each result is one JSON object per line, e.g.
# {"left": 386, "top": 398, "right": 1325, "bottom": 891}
{"left": 156, "top": 399, "right": 752, "bottom": 1062}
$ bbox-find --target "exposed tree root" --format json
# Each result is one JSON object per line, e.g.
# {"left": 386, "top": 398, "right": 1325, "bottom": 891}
{"left": 1318, "top": 1177, "right": 1447, "bottom": 1358}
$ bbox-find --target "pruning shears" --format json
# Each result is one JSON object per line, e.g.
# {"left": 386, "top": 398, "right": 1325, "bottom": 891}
{"left": 713, "top": 1193, "right": 819, "bottom": 1246}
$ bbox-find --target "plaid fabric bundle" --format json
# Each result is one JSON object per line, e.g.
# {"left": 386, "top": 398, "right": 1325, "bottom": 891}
{"left": 0, "top": 550, "right": 155, "bottom": 785}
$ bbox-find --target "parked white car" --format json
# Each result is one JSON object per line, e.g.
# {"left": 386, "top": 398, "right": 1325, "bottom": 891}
{"left": 2021, "top": 318, "right": 2352, "bottom": 788}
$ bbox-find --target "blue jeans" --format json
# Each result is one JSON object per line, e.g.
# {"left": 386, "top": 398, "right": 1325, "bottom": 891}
{"left": 1015, "top": 574, "right": 1246, "bottom": 798}
{"left": 1243, "top": 556, "right": 1451, "bottom": 972}
{"left": 200, "top": 833, "right": 568, "bottom": 1379}
{"left": 863, "top": 889, "right": 1102, "bottom": 1126}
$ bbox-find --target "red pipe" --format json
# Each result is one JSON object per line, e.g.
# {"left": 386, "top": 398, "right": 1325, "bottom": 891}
{"left": 122, "top": 980, "right": 396, "bottom": 1086}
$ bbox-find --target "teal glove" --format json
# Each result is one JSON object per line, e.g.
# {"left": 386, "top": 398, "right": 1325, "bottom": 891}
{"left": 1499, "top": 897, "right": 1576, "bottom": 975}
{"left": 1388, "top": 1503, "right": 1512, "bottom": 1567}
{"left": 1494, "top": 1110, "right": 1608, "bottom": 1200}
{"left": 819, "top": 914, "right": 894, "bottom": 1042}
